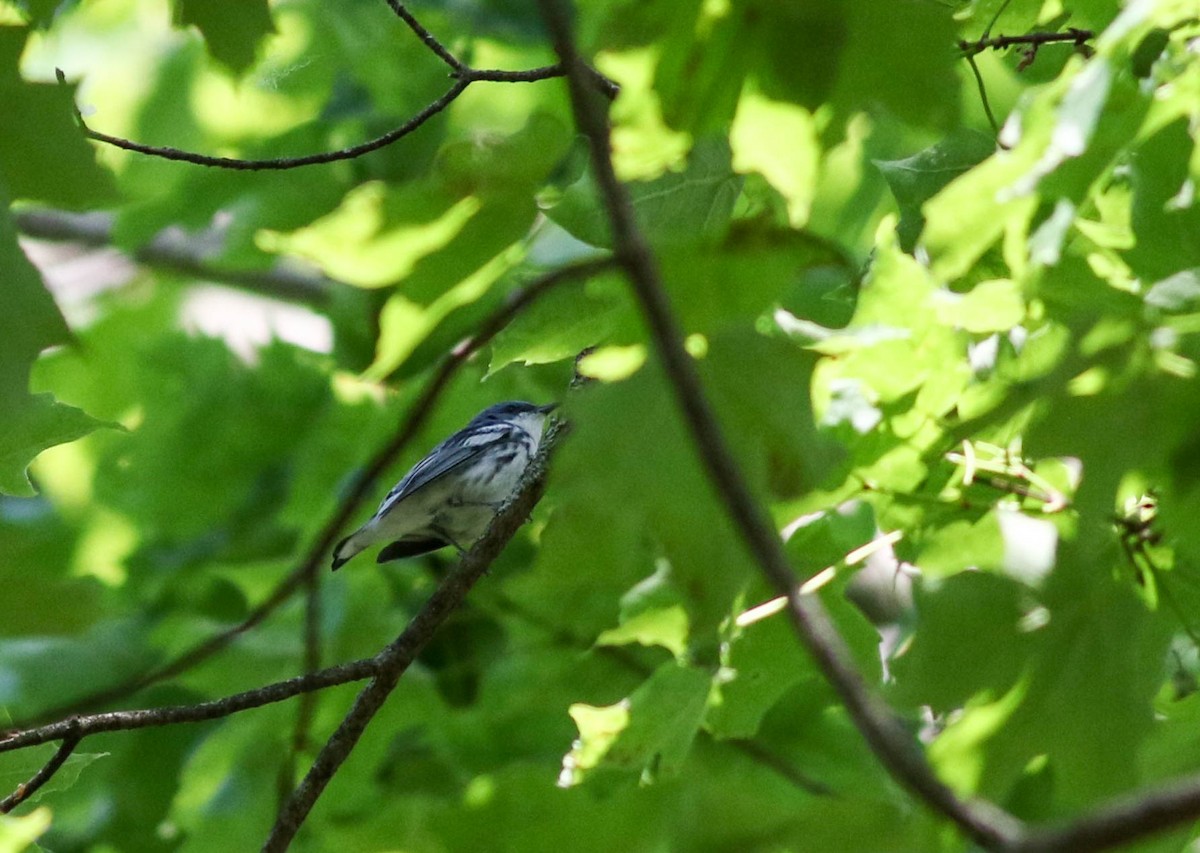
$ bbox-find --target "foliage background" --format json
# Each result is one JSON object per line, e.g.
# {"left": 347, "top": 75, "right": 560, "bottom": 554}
{"left": 3, "top": 0, "right": 1200, "bottom": 850}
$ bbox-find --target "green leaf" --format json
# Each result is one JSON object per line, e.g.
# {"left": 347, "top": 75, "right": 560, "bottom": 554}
{"left": 929, "top": 574, "right": 1171, "bottom": 808}
{"left": 0, "top": 29, "right": 117, "bottom": 207}
{"left": 0, "top": 199, "right": 69, "bottom": 406}
{"left": 890, "top": 572, "right": 1032, "bottom": 714}
{"left": 488, "top": 274, "right": 626, "bottom": 374}
{"left": 174, "top": 0, "right": 274, "bottom": 74}
{"left": 932, "top": 279, "right": 1026, "bottom": 334}
{"left": 659, "top": 223, "right": 853, "bottom": 335}
{"left": 876, "top": 130, "right": 997, "bottom": 251}
{"left": 0, "top": 746, "right": 106, "bottom": 804}
{"left": 0, "top": 808, "right": 50, "bottom": 853}
{"left": 562, "top": 663, "right": 711, "bottom": 785}
{"left": 546, "top": 138, "right": 742, "bottom": 249}
{"left": 0, "top": 394, "right": 113, "bottom": 497}
{"left": 914, "top": 512, "right": 1005, "bottom": 577}
{"left": 707, "top": 613, "right": 816, "bottom": 739}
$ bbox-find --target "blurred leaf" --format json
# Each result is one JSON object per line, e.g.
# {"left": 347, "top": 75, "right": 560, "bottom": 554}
{"left": 0, "top": 395, "right": 112, "bottom": 497}
{"left": 930, "top": 574, "right": 1171, "bottom": 808}
{"left": 0, "top": 747, "right": 105, "bottom": 804}
{"left": 660, "top": 223, "right": 852, "bottom": 335}
{"left": 0, "top": 28, "right": 116, "bottom": 207}
{"left": 890, "top": 573, "right": 1032, "bottom": 714}
{"left": 563, "top": 663, "right": 710, "bottom": 785}
{"left": 0, "top": 197, "right": 69, "bottom": 405}
{"left": 174, "top": 0, "right": 274, "bottom": 74}
{"left": 546, "top": 138, "right": 742, "bottom": 248}
{"left": 0, "top": 808, "right": 49, "bottom": 853}
{"left": 876, "top": 130, "right": 997, "bottom": 251}
{"left": 707, "top": 613, "right": 816, "bottom": 739}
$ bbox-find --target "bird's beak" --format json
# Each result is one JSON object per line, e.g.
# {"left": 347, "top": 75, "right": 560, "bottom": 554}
{"left": 537, "top": 402, "right": 559, "bottom": 415}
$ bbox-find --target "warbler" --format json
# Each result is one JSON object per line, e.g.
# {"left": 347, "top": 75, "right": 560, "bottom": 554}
{"left": 331, "top": 400, "right": 556, "bottom": 570}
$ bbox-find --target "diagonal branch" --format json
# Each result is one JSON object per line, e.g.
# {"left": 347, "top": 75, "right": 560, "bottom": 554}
{"left": 534, "top": 0, "right": 1026, "bottom": 849}
{"left": 385, "top": 0, "right": 464, "bottom": 72}
{"left": 261, "top": 422, "right": 564, "bottom": 851}
{"left": 0, "top": 723, "right": 81, "bottom": 814}
{"left": 7, "top": 257, "right": 614, "bottom": 731}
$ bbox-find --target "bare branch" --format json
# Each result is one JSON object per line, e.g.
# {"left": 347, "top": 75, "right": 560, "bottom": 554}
{"left": 15, "top": 208, "right": 335, "bottom": 307}
{"left": 0, "top": 659, "right": 379, "bottom": 754}
{"left": 385, "top": 0, "right": 464, "bottom": 72}
{"left": 0, "top": 724, "right": 81, "bottom": 814}
{"left": 1020, "top": 779, "right": 1200, "bottom": 853}
{"left": 959, "top": 27, "right": 1094, "bottom": 56}
{"left": 381, "top": 0, "right": 617, "bottom": 98}
{"left": 534, "top": 0, "right": 1026, "bottom": 849}
{"left": 262, "top": 422, "right": 564, "bottom": 851}
{"left": 71, "top": 1, "right": 617, "bottom": 172}
{"left": 80, "top": 79, "right": 470, "bottom": 170}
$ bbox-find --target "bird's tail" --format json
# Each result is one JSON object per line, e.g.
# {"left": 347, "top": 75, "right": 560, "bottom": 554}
{"left": 331, "top": 526, "right": 372, "bottom": 571}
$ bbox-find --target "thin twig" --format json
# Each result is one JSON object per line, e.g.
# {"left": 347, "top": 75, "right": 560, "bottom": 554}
{"left": 73, "top": 0, "right": 617, "bottom": 171}
{"left": 981, "top": 0, "right": 1013, "bottom": 40}
{"left": 966, "top": 54, "right": 1002, "bottom": 140}
{"left": 535, "top": 0, "right": 1025, "bottom": 848}
{"left": 262, "top": 422, "right": 564, "bottom": 851}
{"left": 959, "top": 28, "right": 1094, "bottom": 55}
{"left": 0, "top": 724, "right": 81, "bottom": 813}
{"left": 0, "top": 660, "right": 380, "bottom": 754}
{"left": 81, "top": 79, "right": 470, "bottom": 170}
{"left": 385, "top": 0, "right": 464, "bottom": 72}
{"left": 382, "top": 0, "right": 617, "bottom": 97}
{"left": 6, "top": 257, "right": 614, "bottom": 731}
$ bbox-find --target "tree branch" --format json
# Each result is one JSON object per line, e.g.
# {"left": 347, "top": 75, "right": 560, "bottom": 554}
{"left": 958, "top": 27, "right": 1094, "bottom": 56}
{"left": 15, "top": 207, "right": 335, "bottom": 307}
{"left": 0, "top": 659, "right": 380, "bottom": 754}
{"left": 0, "top": 724, "right": 81, "bottom": 814}
{"left": 72, "top": 0, "right": 618, "bottom": 171}
{"left": 6, "top": 257, "right": 614, "bottom": 731}
{"left": 1020, "top": 777, "right": 1200, "bottom": 853}
{"left": 384, "top": 0, "right": 464, "bottom": 72}
{"left": 79, "top": 78, "right": 471, "bottom": 170}
{"left": 262, "top": 422, "right": 564, "bottom": 851}
{"left": 534, "top": 0, "right": 1026, "bottom": 849}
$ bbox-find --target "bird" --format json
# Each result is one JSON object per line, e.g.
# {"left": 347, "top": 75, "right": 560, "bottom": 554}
{"left": 331, "top": 400, "right": 556, "bottom": 571}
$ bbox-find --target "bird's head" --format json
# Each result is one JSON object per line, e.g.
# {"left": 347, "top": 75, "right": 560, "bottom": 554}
{"left": 472, "top": 400, "right": 556, "bottom": 435}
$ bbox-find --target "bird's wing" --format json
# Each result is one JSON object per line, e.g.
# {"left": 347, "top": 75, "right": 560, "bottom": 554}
{"left": 374, "top": 426, "right": 510, "bottom": 518}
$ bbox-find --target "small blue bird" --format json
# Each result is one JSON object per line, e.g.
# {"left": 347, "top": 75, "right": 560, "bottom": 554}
{"left": 331, "top": 401, "right": 556, "bottom": 570}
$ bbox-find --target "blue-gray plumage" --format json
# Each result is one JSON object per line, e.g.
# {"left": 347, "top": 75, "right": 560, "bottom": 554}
{"left": 331, "top": 401, "right": 555, "bottom": 570}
